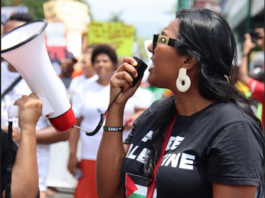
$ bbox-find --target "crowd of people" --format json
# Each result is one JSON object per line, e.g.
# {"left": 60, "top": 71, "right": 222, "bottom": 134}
{"left": 1, "top": 8, "right": 264, "bottom": 198}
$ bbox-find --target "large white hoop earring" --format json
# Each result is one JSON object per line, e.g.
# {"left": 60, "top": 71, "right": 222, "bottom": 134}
{"left": 176, "top": 68, "right": 191, "bottom": 92}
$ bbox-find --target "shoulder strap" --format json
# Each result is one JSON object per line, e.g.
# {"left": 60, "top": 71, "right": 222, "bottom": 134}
{"left": 5, "top": 121, "right": 14, "bottom": 198}
{"left": 147, "top": 114, "right": 177, "bottom": 198}
{"left": 1, "top": 76, "right": 22, "bottom": 99}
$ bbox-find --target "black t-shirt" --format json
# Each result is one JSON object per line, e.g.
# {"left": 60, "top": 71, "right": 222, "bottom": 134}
{"left": 1, "top": 129, "right": 40, "bottom": 198}
{"left": 1, "top": 129, "right": 18, "bottom": 195}
{"left": 121, "top": 98, "right": 265, "bottom": 198}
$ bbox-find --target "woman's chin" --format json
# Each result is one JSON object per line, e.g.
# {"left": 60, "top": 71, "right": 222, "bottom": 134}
{"left": 147, "top": 76, "right": 155, "bottom": 87}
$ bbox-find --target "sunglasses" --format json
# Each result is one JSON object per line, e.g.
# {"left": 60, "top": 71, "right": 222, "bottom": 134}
{"left": 152, "top": 34, "right": 185, "bottom": 53}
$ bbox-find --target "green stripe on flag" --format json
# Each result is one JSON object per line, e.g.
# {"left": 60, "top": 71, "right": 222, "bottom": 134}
{"left": 128, "top": 193, "right": 147, "bottom": 198}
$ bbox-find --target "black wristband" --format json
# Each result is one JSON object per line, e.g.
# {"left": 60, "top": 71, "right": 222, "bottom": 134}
{"left": 103, "top": 126, "right": 124, "bottom": 132}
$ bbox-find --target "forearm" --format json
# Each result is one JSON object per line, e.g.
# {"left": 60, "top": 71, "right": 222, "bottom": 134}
{"left": 96, "top": 105, "right": 126, "bottom": 198}
{"left": 11, "top": 127, "right": 38, "bottom": 198}
{"left": 238, "top": 56, "right": 251, "bottom": 85}
{"left": 36, "top": 125, "right": 70, "bottom": 144}
{"left": 69, "top": 127, "right": 80, "bottom": 156}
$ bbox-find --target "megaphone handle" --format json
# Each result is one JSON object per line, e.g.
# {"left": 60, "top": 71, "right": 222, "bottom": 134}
{"left": 8, "top": 105, "right": 19, "bottom": 118}
{"left": 7, "top": 93, "right": 54, "bottom": 119}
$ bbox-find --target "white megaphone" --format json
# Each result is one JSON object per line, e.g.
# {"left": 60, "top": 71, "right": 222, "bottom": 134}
{"left": 1, "top": 19, "right": 76, "bottom": 132}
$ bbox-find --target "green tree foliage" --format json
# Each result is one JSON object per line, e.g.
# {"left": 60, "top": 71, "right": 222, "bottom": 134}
{"left": 1, "top": 0, "right": 89, "bottom": 20}
{"left": 109, "top": 11, "right": 123, "bottom": 23}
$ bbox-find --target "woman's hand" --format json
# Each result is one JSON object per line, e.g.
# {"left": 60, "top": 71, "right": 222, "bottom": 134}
{"left": 109, "top": 57, "right": 142, "bottom": 107}
{"left": 243, "top": 33, "right": 256, "bottom": 55}
{"left": 67, "top": 154, "right": 79, "bottom": 177}
{"left": 14, "top": 93, "right": 42, "bottom": 133}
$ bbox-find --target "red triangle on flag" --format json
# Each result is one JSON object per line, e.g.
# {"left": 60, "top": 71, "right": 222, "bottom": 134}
{"left": 125, "top": 173, "right": 138, "bottom": 197}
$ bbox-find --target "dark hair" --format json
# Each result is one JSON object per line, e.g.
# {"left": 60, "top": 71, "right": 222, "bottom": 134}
{"left": 6, "top": 13, "right": 34, "bottom": 23}
{"left": 144, "top": 8, "right": 263, "bottom": 194}
{"left": 91, "top": 44, "right": 118, "bottom": 66}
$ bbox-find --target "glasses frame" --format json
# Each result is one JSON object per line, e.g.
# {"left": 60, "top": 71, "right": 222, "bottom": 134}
{"left": 152, "top": 34, "right": 185, "bottom": 53}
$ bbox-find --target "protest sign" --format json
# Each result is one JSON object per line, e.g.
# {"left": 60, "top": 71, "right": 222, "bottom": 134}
{"left": 43, "top": 0, "right": 87, "bottom": 56}
{"left": 45, "top": 21, "right": 68, "bottom": 62}
{"left": 88, "top": 21, "right": 135, "bottom": 57}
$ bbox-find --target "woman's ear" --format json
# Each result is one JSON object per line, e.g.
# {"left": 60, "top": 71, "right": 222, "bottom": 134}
{"left": 182, "top": 55, "right": 197, "bottom": 70}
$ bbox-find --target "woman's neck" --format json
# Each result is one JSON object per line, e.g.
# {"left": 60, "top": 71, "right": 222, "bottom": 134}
{"left": 85, "top": 71, "right": 95, "bottom": 79}
{"left": 173, "top": 88, "right": 215, "bottom": 116}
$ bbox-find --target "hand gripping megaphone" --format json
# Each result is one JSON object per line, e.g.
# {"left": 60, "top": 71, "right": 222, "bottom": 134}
{"left": 1, "top": 20, "right": 76, "bottom": 132}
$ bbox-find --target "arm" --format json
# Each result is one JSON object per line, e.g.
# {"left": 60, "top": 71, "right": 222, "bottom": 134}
{"left": 237, "top": 33, "right": 255, "bottom": 85}
{"left": 36, "top": 125, "right": 70, "bottom": 144}
{"left": 67, "top": 117, "right": 82, "bottom": 176}
{"left": 97, "top": 105, "right": 128, "bottom": 198}
{"left": 10, "top": 94, "right": 42, "bottom": 198}
{"left": 208, "top": 122, "right": 263, "bottom": 198}
{"left": 212, "top": 183, "right": 256, "bottom": 198}
{"left": 2, "top": 122, "right": 71, "bottom": 144}
{"left": 96, "top": 57, "right": 141, "bottom": 198}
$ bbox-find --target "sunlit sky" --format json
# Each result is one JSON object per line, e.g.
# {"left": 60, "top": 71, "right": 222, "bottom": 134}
{"left": 86, "top": 0, "right": 177, "bottom": 39}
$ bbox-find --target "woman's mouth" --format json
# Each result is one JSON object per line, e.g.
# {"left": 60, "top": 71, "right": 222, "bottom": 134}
{"left": 98, "top": 68, "right": 105, "bottom": 73}
{"left": 149, "top": 63, "right": 154, "bottom": 72}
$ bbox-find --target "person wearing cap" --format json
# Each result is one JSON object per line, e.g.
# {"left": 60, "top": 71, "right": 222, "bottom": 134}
{"left": 238, "top": 28, "right": 264, "bottom": 131}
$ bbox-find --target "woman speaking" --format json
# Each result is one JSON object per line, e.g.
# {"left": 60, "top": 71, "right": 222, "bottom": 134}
{"left": 96, "top": 8, "right": 264, "bottom": 198}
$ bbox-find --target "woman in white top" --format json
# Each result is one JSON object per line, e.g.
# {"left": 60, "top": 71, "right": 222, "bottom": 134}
{"left": 68, "top": 44, "right": 147, "bottom": 198}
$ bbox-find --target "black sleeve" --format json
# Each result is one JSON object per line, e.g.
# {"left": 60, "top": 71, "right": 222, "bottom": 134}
{"left": 1, "top": 129, "right": 18, "bottom": 194}
{"left": 207, "top": 121, "right": 264, "bottom": 186}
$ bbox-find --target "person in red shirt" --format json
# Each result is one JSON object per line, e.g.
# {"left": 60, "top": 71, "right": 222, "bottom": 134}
{"left": 238, "top": 28, "right": 264, "bottom": 130}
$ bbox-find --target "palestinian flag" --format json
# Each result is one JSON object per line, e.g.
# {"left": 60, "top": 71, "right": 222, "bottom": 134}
{"left": 125, "top": 173, "right": 157, "bottom": 198}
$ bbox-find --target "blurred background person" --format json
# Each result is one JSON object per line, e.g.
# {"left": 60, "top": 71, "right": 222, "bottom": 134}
{"left": 1, "top": 94, "right": 42, "bottom": 198}
{"left": 68, "top": 46, "right": 98, "bottom": 97}
{"left": 67, "top": 44, "right": 148, "bottom": 198}
{"left": 238, "top": 28, "right": 264, "bottom": 130}
{"left": 58, "top": 52, "right": 78, "bottom": 89}
{"left": 1, "top": 13, "right": 70, "bottom": 198}
{"left": 1, "top": 20, "right": 5, "bottom": 63}
{"left": 71, "top": 45, "right": 95, "bottom": 80}
{"left": 1, "top": 20, "right": 4, "bottom": 35}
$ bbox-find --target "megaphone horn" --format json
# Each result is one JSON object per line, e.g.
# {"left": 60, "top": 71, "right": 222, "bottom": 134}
{"left": 1, "top": 19, "right": 76, "bottom": 132}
